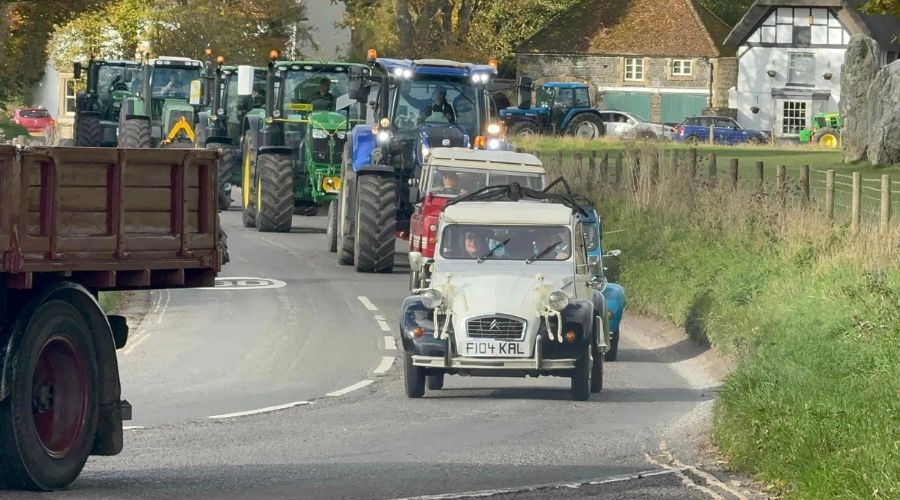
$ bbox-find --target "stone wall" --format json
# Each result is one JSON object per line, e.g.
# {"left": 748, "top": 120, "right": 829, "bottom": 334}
{"left": 712, "top": 57, "right": 737, "bottom": 109}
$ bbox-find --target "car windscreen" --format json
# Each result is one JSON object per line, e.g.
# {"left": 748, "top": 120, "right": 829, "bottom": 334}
{"left": 393, "top": 75, "right": 483, "bottom": 138}
{"left": 19, "top": 109, "right": 50, "bottom": 118}
{"left": 151, "top": 67, "right": 200, "bottom": 99}
{"left": 427, "top": 167, "right": 543, "bottom": 197}
{"left": 440, "top": 224, "right": 571, "bottom": 262}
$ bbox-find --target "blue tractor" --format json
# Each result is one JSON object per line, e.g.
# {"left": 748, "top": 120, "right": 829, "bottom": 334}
{"left": 338, "top": 53, "right": 508, "bottom": 273}
{"left": 500, "top": 79, "right": 606, "bottom": 139}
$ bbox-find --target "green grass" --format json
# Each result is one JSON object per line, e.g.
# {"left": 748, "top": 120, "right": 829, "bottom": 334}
{"left": 547, "top": 152, "right": 900, "bottom": 498}
{"left": 98, "top": 292, "right": 122, "bottom": 313}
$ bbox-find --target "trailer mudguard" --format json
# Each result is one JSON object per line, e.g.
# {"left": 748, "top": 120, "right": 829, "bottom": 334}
{"left": 350, "top": 124, "right": 377, "bottom": 171}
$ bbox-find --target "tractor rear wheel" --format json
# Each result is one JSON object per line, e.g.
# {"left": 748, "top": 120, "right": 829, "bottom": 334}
{"left": 255, "top": 154, "right": 294, "bottom": 233}
{"left": 241, "top": 131, "right": 257, "bottom": 228}
{"left": 813, "top": 127, "right": 839, "bottom": 148}
{"left": 354, "top": 174, "right": 397, "bottom": 273}
{"left": 118, "top": 119, "right": 151, "bottom": 148}
{"left": 75, "top": 114, "right": 102, "bottom": 147}
{"left": 509, "top": 121, "right": 539, "bottom": 138}
{"left": 207, "top": 143, "right": 234, "bottom": 211}
{"left": 565, "top": 113, "right": 605, "bottom": 140}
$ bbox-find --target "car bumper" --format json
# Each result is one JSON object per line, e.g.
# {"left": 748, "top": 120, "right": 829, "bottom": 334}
{"left": 412, "top": 354, "right": 576, "bottom": 370}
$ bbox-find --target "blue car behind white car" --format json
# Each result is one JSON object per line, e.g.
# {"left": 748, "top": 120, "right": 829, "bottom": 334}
{"left": 674, "top": 116, "right": 769, "bottom": 146}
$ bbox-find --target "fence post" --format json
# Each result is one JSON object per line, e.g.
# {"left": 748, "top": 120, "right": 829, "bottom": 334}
{"left": 777, "top": 165, "right": 786, "bottom": 205}
{"left": 729, "top": 159, "right": 739, "bottom": 191}
{"left": 573, "top": 152, "right": 584, "bottom": 186}
{"left": 707, "top": 153, "right": 717, "bottom": 184}
{"left": 851, "top": 172, "right": 861, "bottom": 233}
{"left": 669, "top": 148, "right": 678, "bottom": 176}
{"left": 881, "top": 174, "right": 892, "bottom": 234}
{"left": 614, "top": 152, "right": 623, "bottom": 188}
{"left": 800, "top": 165, "right": 810, "bottom": 206}
{"left": 756, "top": 161, "right": 765, "bottom": 194}
{"left": 632, "top": 153, "right": 642, "bottom": 193}
{"left": 650, "top": 150, "right": 660, "bottom": 187}
{"left": 600, "top": 151, "right": 609, "bottom": 186}
{"left": 556, "top": 150, "right": 564, "bottom": 170}
{"left": 825, "top": 170, "right": 835, "bottom": 220}
{"left": 708, "top": 125, "right": 714, "bottom": 145}
{"left": 515, "top": 147, "right": 524, "bottom": 153}
{"left": 688, "top": 148, "right": 698, "bottom": 180}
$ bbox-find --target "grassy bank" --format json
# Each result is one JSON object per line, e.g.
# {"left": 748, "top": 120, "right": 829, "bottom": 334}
{"left": 98, "top": 292, "right": 122, "bottom": 313}
{"left": 547, "top": 149, "right": 900, "bottom": 498}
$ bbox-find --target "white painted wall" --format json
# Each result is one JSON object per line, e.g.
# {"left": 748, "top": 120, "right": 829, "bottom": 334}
{"left": 733, "top": 45, "right": 845, "bottom": 136}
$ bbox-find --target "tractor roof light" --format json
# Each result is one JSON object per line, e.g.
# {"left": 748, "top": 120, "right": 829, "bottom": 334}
{"left": 204, "top": 46, "right": 213, "bottom": 57}
{"left": 367, "top": 48, "right": 378, "bottom": 62}
{"left": 216, "top": 55, "right": 225, "bottom": 66}
{"left": 488, "top": 58, "right": 498, "bottom": 69}
{"left": 269, "top": 49, "right": 280, "bottom": 61}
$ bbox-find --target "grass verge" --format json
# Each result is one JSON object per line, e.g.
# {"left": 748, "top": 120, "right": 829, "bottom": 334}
{"left": 547, "top": 145, "right": 900, "bottom": 498}
{"left": 98, "top": 291, "right": 123, "bottom": 313}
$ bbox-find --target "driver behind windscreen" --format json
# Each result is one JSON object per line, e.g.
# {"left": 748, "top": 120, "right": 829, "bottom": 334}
{"left": 433, "top": 171, "right": 468, "bottom": 196}
{"left": 311, "top": 78, "right": 336, "bottom": 111}
{"left": 419, "top": 85, "right": 455, "bottom": 124}
{"left": 159, "top": 71, "right": 188, "bottom": 96}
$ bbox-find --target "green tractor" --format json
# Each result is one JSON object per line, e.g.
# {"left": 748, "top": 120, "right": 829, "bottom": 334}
{"left": 237, "top": 56, "right": 369, "bottom": 232}
{"left": 72, "top": 57, "right": 141, "bottom": 146}
{"left": 195, "top": 58, "right": 267, "bottom": 210}
{"left": 798, "top": 112, "right": 841, "bottom": 148}
{"left": 117, "top": 56, "right": 205, "bottom": 149}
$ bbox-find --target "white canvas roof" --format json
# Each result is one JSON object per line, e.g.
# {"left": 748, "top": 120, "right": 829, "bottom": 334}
{"left": 442, "top": 201, "right": 573, "bottom": 226}
{"left": 427, "top": 148, "right": 545, "bottom": 175}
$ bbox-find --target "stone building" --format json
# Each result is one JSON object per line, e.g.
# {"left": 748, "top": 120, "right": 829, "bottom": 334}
{"left": 515, "top": 0, "right": 736, "bottom": 125}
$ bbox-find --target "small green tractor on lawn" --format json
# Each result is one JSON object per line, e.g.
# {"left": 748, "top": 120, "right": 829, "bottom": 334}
{"left": 798, "top": 112, "right": 841, "bottom": 148}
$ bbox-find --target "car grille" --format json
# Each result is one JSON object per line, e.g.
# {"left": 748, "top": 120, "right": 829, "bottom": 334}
{"left": 466, "top": 315, "right": 526, "bottom": 340}
{"left": 311, "top": 135, "right": 345, "bottom": 164}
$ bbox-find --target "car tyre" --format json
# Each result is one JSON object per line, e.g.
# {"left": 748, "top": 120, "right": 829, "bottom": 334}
{"left": 404, "top": 353, "right": 426, "bottom": 398}
{"left": 571, "top": 342, "right": 591, "bottom": 401}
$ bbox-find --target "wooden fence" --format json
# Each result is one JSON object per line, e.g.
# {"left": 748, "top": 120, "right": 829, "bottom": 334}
{"left": 517, "top": 148, "right": 898, "bottom": 234}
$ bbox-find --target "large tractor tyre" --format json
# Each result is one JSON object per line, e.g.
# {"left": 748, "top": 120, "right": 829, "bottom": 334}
{"left": 565, "top": 113, "right": 605, "bottom": 140}
{"left": 326, "top": 200, "right": 338, "bottom": 252}
{"left": 813, "top": 127, "right": 839, "bottom": 149}
{"left": 605, "top": 329, "right": 620, "bottom": 362}
{"left": 337, "top": 142, "right": 355, "bottom": 265}
{"left": 241, "top": 132, "right": 257, "bottom": 228}
{"left": 570, "top": 342, "right": 592, "bottom": 401}
{"left": 208, "top": 143, "right": 234, "bottom": 211}
{"left": 404, "top": 353, "right": 426, "bottom": 398}
{"left": 354, "top": 174, "right": 397, "bottom": 273}
{"left": 426, "top": 374, "right": 445, "bottom": 391}
{"left": 74, "top": 115, "right": 102, "bottom": 147}
{"left": 255, "top": 154, "right": 294, "bottom": 233}
{"left": 118, "top": 119, "right": 151, "bottom": 148}
{"left": 0, "top": 300, "right": 101, "bottom": 491}
{"left": 509, "top": 121, "right": 540, "bottom": 138}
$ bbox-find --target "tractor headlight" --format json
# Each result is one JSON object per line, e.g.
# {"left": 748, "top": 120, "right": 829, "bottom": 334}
{"left": 421, "top": 145, "right": 430, "bottom": 158}
{"left": 273, "top": 110, "right": 281, "bottom": 118}
{"left": 312, "top": 128, "right": 328, "bottom": 139}
{"left": 421, "top": 289, "right": 443, "bottom": 309}
{"left": 264, "top": 117, "right": 274, "bottom": 124}
{"left": 377, "top": 130, "right": 391, "bottom": 143}
{"left": 336, "top": 131, "right": 347, "bottom": 140}
{"left": 487, "top": 123, "right": 501, "bottom": 135}
{"left": 547, "top": 290, "right": 569, "bottom": 311}
{"left": 487, "top": 138, "right": 501, "bottom": 150}
{"left": 217, "top": 108, "right": 225, "bottom": 116}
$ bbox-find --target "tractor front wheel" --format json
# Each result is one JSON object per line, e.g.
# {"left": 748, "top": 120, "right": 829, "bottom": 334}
{"left": 207, "top": 143, "right": 234, "bottom": 211}
{"left": 255, "top": 154, "right": 294, "bottom": 233}
{"left": 354, "top": 174, "right": 397, "bottom": 273}
{"left": 118, "top": 119, "right": 151, "bottom": 148}
{"left": 75, "top": 114, "right": 102, "bottom": 147}
{"left": 509, "top": 121, "right": 540, "bottom": 138}
{"left": 241, "top": 131, "right": 257, "bottom": 228}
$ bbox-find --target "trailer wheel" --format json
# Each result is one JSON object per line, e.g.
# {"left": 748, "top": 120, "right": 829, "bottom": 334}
{"left": 74, "top": 114, "right": 102, "bottom": 147}
{"left": 118, "top": 119, "right": 151, "bottom": 148}
{"left": 354, "top": 174, "right": 397, "bottom": 273}
{"left": 571, "top": 342, "right": 591, "bottom": 401}
{"left": 241, "top": 131, "right": 257, "bottom": 228}
{"left": 207, "top": 143, "right": 234, "bottom": 211}
{"left": 0, "top": 300, "right": 100, "bottom": 491}
{"left": 326, "top": 200, "right": 338, "bottom": 252}
{"left": 404, "top": 353, "right": 425, "bottom": 398}
{"left": 255, "top": 154, "right": 294, "bottom": 233}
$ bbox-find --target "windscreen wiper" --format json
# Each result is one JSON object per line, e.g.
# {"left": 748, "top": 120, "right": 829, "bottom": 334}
{"left": 477, "top": 238, "right": 510, "bottom": 264}
{"left": 525, "top": 241, "right": 560, "bottom": 264}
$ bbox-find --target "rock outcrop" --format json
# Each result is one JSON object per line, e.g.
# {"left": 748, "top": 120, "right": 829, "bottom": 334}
{"left": 840, "top": 35, "right": 881, "bottom": 163}
{"left": 865, "top": 60, "right": 900, "bottom": 166}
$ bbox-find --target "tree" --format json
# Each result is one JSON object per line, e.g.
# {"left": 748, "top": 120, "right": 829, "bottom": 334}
{"left": 859, "top": 0, "right": 900, "bottom": 17}
{"left": 697, "top": 0, "right": 755, "bottom": 26}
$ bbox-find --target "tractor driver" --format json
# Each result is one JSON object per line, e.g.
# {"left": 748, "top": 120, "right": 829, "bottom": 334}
{"left": 159, "top": 71, "right": 188, "bottom": 97}
{"left": 418, "top": 85, "right": 456, "bottom": 125}
{"left": 309, "top": 78, "right": 336, "bottom": 111}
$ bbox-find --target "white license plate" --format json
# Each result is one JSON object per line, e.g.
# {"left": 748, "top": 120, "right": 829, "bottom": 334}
{"left": 462, "top": 340, "right": 528, "bottom": 357}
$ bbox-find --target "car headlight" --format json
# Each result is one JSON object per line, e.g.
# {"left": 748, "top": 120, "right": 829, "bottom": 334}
{"left": 312, "top": 128, "right": 328, "bottom": 139}
{"left": 421, "top": 289, "right": 443, "bottom": 309}
{"left": 421, "top": 145, "right": 430, "bottom": 158}
{"left": 547, "top": 290, "right": 569, "bottom": 311}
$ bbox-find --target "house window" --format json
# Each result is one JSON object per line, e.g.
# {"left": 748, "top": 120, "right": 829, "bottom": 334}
{"left": 782, "top": 101, "right": 807, "bottom": 134}
{"left": 788, "top": 53, "right": 815, "bottom": 86}
{"left": 793, "top": 26, "right": 811, "bottom": 45}
{"left": 624, "top": 58, "right": 643, "bottom": 81}
{"left": 64, "top": 79, "right": 78, "bottom": 115}
{"left": 672, "top": 59, "right": 692, "bottom": 76}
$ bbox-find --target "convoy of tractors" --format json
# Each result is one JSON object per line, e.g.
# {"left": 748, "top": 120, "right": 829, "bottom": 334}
{"left": 0, "top": 47, "right": 627, "bottom": 491}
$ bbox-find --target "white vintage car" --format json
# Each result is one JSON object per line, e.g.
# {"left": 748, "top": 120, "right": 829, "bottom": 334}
{"left": 401, "top": 197, "right": 612, "bottom": 400}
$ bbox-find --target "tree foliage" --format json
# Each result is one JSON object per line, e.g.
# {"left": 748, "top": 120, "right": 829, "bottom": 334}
{"left": 696, "top": 0, "right": 755, "bottom": 26}
{"left": 859, "top": 0, "right": 900, "bottom": 18}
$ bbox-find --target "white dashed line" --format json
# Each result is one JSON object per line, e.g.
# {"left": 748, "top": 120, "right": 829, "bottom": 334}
{"left": 208, "top": 401, "right": 310, "bottom": 419}
{"left": 374, "top": 315, "right": 391, "bottom": 331}
{"left": 357, "top": 296, "right": 378, "bottom": 311}
{"left": 374, "top": 356, "right": 395, "bottom": 375}
{"left": 327, "top": 379, "right": 374, "bottom": 397}
{"left": 123, "top": 426, "right": 144, "bottom": 431}
{"left": 384, "top": 336, "right": 397, "bottom": 350}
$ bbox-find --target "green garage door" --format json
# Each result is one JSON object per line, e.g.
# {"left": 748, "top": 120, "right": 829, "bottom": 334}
{"left": 602, "top": 92, "right": 651, "bottom": 121}
{"left": 660, "top": 93, "right": 708, "bottom": 124}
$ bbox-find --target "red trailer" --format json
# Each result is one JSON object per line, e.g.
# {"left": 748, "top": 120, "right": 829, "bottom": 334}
{"left": 0, "top": 145, "right": 222, "bottom": 490}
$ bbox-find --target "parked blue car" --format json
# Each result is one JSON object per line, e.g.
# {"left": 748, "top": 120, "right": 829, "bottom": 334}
{"left": 675, "top": 116, "right": 769, "bottom": 146}
{"left": 580, "top": 205, "right": 626, "bottom": 361}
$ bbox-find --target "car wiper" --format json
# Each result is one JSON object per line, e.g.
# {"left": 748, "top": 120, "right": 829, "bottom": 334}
{"left": 526, "top": 241, "right": 560, "bottom": 264}
{"left": 477, "top": 239, "right": 509, "bottom": 264}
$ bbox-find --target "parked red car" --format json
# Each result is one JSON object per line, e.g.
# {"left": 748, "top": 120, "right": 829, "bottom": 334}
{"left": 13, "top": 108, "right": 55, "bottom": 135}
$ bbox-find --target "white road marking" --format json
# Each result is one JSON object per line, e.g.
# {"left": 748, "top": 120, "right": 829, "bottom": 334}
{"left": 655, "top": 442, "right": 749, "bottom": 500}
{"left": 121, "top": 332, "right": 151, "bottom": 355}
{"left": 645, "top": 452, "right": 725, "bottom": 500}
{"left": 384, "top": 336, "right": 397, "bottom": 350}
{"left": 373, "top": 356, "right": 395, "bottom": 375}
{"left": 155, "top": 289, "right": 170, "bottom": 324}
{"left": 208, "top": 401, "right": 310, "bottom": 419}
{"left": 197, "top": 277, "right": 288, "bottom": 291}
{"left": 389, "top": 468, "right": 682, "bottom": 500}
{"left": 357, "top": 296, "right": 378, "bottom": 311}
{"left": 374, "top": 315, "right": 391, "bottom": 331}
{"left": 123, "top": 426, "right": 144, "bottom": 431}
{"left": 326, "top": 379, "right": 373, "bottom": 397}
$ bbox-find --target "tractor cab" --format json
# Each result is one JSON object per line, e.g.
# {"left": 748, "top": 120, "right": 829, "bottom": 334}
{"left": 73, "top": 58, "right": 141, "bottom": 146}
{"left": 500, "top": 80, "right": 604, "bottom": 139}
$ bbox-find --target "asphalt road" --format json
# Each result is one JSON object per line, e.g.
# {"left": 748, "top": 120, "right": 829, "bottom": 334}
{"left": 4, "top": 200, "right": 760, "bottom": 499}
